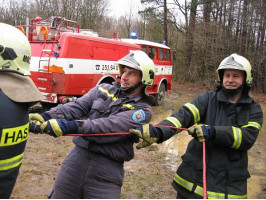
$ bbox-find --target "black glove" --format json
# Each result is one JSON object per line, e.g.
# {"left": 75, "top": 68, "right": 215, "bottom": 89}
{"left": 188, "top": 125, "right": 216, "bottom": 142}
{"left": 129, "top": 124, "right": 162, "bottom": 149}
{"left": 41, "top": 119, "right": 78, "bottom": 137}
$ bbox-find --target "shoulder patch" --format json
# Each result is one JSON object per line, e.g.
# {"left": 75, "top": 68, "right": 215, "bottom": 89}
{"left": 132, "top": 109, "right": 146, "bottom": 122}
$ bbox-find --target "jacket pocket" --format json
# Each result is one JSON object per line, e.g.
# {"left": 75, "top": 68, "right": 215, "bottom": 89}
{"left": 228, "top": 167, "right": 250, "bottom": 180}
{"left": 91, "top": 98, "right": 107, "bottom": 113}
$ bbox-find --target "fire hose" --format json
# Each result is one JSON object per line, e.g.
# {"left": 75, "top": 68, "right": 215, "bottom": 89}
{"left": 65, "top": 125, "right": 208, "bottom": 199}
{"left": 154, "top": 125, "right": 207, "bottom": 199}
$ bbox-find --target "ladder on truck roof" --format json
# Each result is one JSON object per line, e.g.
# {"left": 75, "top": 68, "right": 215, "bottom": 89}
{"left": 35, "top": 17, "right": 80, "bottom": 92}
{"left": 37, "top": 42, "right": 54, "bottom": 92}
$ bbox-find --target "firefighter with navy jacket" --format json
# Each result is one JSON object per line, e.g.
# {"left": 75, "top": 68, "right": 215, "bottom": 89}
{"left": 0, "top": 23, "right": 43, "bottom": 198}
{"left": 29, "top": 50, "right": 156, "bottom": 198}
{"left": 130, "top": 53, "right": 263, "bottom": 199}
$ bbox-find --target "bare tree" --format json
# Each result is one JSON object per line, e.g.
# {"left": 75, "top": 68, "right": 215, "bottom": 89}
{"left": 0, "top": 0, "right": 265, "bottom": 92}
{"left": 185, "top": 0, "right": 198, "bottom": 69}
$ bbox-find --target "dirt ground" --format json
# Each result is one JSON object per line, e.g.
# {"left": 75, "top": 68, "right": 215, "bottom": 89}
{"left": 11, "top": 81, "right": 266, "bottom": 199}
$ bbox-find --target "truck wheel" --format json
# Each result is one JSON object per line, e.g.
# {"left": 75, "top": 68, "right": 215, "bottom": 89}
{"left": 154, "top": 84, "right": 166, "bottom": 106}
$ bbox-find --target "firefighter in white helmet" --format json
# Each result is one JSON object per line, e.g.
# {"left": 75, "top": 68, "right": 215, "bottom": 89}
{"left": 118, "top": 50, "right": 155, "bottom": 94}
{"left": 130, "top": 53, "right": 263, "bottom": 198}
{"left": 29, "top": 50, "right": 155, "bottom": 198}
{"left": 0, "top": 22, "right": 43, "bottom": 198}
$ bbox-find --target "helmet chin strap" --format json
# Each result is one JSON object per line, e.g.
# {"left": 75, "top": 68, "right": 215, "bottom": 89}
{"left": 121, "top": 81, "right": 143, "bottom": 94}
{"left": 222, "top": 84, "right": 244, "bottom": 97}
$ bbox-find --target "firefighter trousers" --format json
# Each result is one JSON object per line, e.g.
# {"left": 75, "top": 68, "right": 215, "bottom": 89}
{"left": 48, "top": 146, "right": 124, "bottom": 199}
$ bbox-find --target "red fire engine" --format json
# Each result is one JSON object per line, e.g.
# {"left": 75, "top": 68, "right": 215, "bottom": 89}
{"left": 17, "top": 16, "right": 173, "bottom": 106}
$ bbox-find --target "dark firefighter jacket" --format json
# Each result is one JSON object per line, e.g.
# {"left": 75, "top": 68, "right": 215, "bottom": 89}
{"left": 46, "top": 82, "right": 152, "bottom": 163}
{"left": 0, "top": 90, "right": 30, "bottom": 198}
{"left": 157, "top": 89, "right": 263, "bottom": 199}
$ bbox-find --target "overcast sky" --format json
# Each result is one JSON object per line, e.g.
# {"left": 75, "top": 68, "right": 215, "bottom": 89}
{"left": 108, "top": 0, "right": 143, "bottom": 18}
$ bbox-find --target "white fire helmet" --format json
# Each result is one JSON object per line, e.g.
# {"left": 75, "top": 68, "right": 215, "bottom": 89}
{"left": 217, "top": 53, "right": 252, "bottom": 85}
{"left": 0, "top": 22, "right": 44, "bottom": 102}
{"left": 117, "top": 50, "right": 155, "bottom": 86}
{"left": 0, "top": 22, "right": 31, "bottom": 75}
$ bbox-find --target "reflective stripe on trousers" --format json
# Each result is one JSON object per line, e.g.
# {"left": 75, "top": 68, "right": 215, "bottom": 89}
{"left": 173, "top": 173, "right": 247, "bottom": 199}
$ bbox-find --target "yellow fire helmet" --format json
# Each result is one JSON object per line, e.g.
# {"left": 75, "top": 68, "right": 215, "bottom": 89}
{"left": 0, "top": 22, "right": 44, "bottom": 102}
{"left": 117, "top": 50, "right": 155, "bottom": 86}
{"left": 217, "top": 53, "right": 252, "bottom": 85}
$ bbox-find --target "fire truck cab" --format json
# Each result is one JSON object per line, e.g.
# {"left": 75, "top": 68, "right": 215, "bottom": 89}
{"left": 17, "top": 16, "right": 173, "bottom": 106}
{"left": 121, "top": 38, "right": 173, "bottom": 105}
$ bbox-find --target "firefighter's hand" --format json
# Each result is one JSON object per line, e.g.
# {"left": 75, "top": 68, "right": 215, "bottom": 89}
{"left": 29, "top": 113, "right": 46, "bottom": 133}
{"left": 29, "top": 121, "right": 43, "bottom": 133}
{"left": 29, "top": 113, "right": 46, "bottom": 123}
{"left": 129, "top": 124, "right": 161, "bottom": 149}
{"left": 188, "top": 125, "right": 216, "bottom": 142}
{"left": 29, "top": 113, "right": 52, "bottom": 133}
{"left": 41, "top": 119, "right": 78, "bottom": 138}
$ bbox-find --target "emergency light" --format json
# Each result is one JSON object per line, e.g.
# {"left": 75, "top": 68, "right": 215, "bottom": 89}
{"left": 40, "top": 26, "right": 48, "bottom": 37}
{"left": 17, "top": 26, "right": 25, "bottom": 35}
{"left": 130, "top": 31, "right": 138, "bottom": 39}
{"left": 54, "top": 51, "right": 59, "bottom": 57}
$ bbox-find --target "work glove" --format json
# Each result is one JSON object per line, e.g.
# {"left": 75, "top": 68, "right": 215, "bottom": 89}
{"left": 41, "top": 119, "right": 78, "bottom": 138}
{"left": 29, "top": 113, "right": 51, "bottom": 133}
{"left": 129, "top": 124, "right": 162, "bottom": 149}
{"left": 188, "top": 125, "right": 216, "bottom": 142}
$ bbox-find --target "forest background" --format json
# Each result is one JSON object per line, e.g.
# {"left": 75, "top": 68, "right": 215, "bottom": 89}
{"left": 0, "top": 0, "right": 265, "bottom": 93}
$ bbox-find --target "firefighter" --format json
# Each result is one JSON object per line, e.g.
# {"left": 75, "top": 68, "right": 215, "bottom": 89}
{"left": 130, "top": 53, "right": 263, "bottom": 198}
{"left": 0, "top": 22, "right": 43, "bottom": 198}
{"left": 29, "top": 50, "right": 155, "bottom": 198}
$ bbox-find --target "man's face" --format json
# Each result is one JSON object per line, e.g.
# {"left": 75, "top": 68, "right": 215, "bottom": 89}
{"left": 120, "top": 66, "right": 142, "bottom": 88}
{"left": 223, "top": 69, "right": 245, "bottom": 89}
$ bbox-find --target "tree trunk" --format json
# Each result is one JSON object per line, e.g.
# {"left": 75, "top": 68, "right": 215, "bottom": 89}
{"left": 163, "top": 0, "right": 168, "bottom": 44}
{"left": 240, "top": 0, "right": 248, "bottom": 55}
{"left": 185, "top": 0, "right": 198, "bottom": 68}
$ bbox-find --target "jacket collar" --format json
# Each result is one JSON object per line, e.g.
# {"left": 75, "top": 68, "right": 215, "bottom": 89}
{"left": 217, "top": 89, "right": 253, "bottom": 104}
{"left": 113, "top": 81, "right": 145, "bottom": 103}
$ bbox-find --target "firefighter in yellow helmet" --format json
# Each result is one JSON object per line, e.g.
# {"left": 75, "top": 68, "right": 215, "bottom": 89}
{"left": 29, "top": 50, "right": 155, "bottom": 198}
{"left": 0, "top": 22, "right": 43, "bottom": 198}
{"left": 130, "top": 53, "right": 263, "bottom": 198}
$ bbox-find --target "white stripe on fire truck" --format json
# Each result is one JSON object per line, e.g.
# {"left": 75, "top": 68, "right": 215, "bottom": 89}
{"left": 30, "top": 57, "right": 173, "bottom": 75}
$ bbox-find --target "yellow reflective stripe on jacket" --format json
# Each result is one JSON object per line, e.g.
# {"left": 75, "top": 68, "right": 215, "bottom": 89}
{"left": 0, "top": 152, "right": 24, "bottom": 171}
{"left": 174, "top": 173, "right": 247, "bottom": 199}
{"left": 165, "top": 117, "right": 182, "bottom": 128}
{"left": 122, "top": 103, "right": 135, "bottom": 110}
{"left": 184, "top": 103, "right": 200, "bottom": 123}
{"left": 173, "top": 173, "right": 193, "bottom": 192}
{"left": 195, "top": 185, "right": 225, "bottom": 199}
{"left": 165, "top": 117, "right": 182, "bottom": 133}
{"left": 0, "top": 123, "right": 29, "bottom": 147}
{"left": 194, "top": 185, "right": 204, "bottom": 197}
{"left": 99, "top": 87, "right": 118, "bottom": 101}
{"left": 231, "top": 122, "right": 261, "bottom": 149}
{"left": 228, "top": 194, "right": 247, "bottom": 199}
{"left": 99, "top": 87, "right": 135, "bottom": 110}
{"left": 241, "top": 121, "right": 261, "bottom": 130}
{"left": 231, "top": 127, "right": 242, "bottom": 149}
